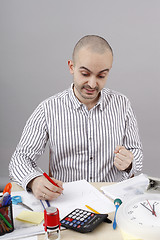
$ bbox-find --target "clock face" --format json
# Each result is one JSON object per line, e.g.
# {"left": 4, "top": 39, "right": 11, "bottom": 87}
{"left": 117, "top": 194, "right": 160, "bottom": 240}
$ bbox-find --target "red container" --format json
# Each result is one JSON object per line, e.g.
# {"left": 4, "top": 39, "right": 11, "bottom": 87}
{"left": 43, "top": 207, "right": 61, "bottom": 232}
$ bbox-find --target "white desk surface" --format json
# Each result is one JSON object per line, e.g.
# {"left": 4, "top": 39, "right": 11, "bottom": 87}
{"left": 12, "top": 182, "right": 123, "bottom": 240}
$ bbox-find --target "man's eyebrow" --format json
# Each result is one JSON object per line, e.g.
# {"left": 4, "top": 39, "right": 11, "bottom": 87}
{"left": 79, "top": 66, "right": 109, "bottom": 74}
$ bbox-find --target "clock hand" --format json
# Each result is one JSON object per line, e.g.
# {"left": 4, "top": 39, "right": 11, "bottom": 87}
{"left": 140, "top": 203, "right": 153, "bottom": 213}
{"left": 152, "top": 203, "right": 155, "bottom": 215}
{"left": 147, "top": 200, "right": 157, "bottom": 217}
{"left": 140, "top": 201, "right": 157, "bottom": 217}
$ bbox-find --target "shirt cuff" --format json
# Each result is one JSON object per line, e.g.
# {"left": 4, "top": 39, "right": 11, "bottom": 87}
{"left": 22, "top": 171, "right": 43, "bottom": 191}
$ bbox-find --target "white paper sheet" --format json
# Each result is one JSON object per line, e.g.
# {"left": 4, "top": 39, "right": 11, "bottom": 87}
{"left": 1, "top": 180, "right": 115, "bottom": 239}
{"left": 101, "top": 173, "right": 149, "bottom": 201}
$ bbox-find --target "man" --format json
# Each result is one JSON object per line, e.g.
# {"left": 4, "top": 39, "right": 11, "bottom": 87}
{"left": 9, "top": 35, "right": 143, "bottom": 200}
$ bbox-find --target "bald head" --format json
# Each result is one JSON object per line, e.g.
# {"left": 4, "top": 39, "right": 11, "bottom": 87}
{"left": 72, "top": 35, "right": 113, "bottom": 64}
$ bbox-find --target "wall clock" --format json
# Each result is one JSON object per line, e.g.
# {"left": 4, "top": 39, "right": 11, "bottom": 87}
{"left": 117, "top": 193, "right": 160, "bottom": 239}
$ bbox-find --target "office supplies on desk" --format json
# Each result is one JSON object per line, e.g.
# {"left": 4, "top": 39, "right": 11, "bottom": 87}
{"left": 1, "top": 180, "right": 115, "bottom": 240}
{"left": 16, "top": 210, "right": 44, "bottom": 225}
{"left": 40, "top": 199, "right": 50, "bottom": 209}
{"left": 3, "top": 183, "right": 12, "bottom": 195}
{"left": 85, "top": 205, "right": 112, "bottom": 223}
{"left": 0, "top": 202, "right": 14, "bottom": 236}
{"left": 85, "top": 205, "right": 99, "bottom": 214}
{"left": 44, "top": 207, "right": 61, "bottom": 240}
{"left": 12, "top": 196, "right": 33, "bottom": 211}
{"left": 2, "top": 192, "right": 12, "bottom": 206}
{"left": 0, "top": 183, "right": 14, "bottom": 236}
{"left": 61, "top": 208, "right": 109, "bottom": 233}
{"left": 101, "top": 174, "right": 149, "bottom": 201}
{"left": 113, "top": 198, "right": 122, "bottom": 230}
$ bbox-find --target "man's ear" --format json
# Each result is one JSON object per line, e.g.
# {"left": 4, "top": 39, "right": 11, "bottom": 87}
{"left": 68, "top": 60, "right": 74, "bottom": 74}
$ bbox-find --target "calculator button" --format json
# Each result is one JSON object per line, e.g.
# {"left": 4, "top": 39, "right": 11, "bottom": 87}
{"left": 76, "top": 221, "right": 81, "bottom": 224}
{"left": 61, "top": 220, "right": 65, "bottom": 224}
{"left": 80, "top": 218, "right": 84, "bottom": 221}
{"left": 65, "top": 217, "right": 73, "bottom": 222}
{"left": 84, "top": 215, "right": 88, "bottom": 218}
{"left": 76, "top": 217, "right": 80, "bottom": 220}
{"left": 84, "top": 219, "right": 88, "bottom": 222}
{"left": 77, "top": 225, "right": 81, "bottom": 228}
{"left": 72, "top": 215, "right": 76, "bottom": 219}
{"left": 69, "top": 222, "right": 73, "bottom": 226}
{"left": 91, "top": 213, "right": 94, "bottom": 217}
{"left": 81, "top": 222, "right": 84, "bottom": 225}
{"left": 87, "top": 216, "right": 91, "bottom": 220}
{"left": 73, "top": 224, "right": 77, "bottom": 227}
{"left": 87, "top": 212, "right": 91, "bottom": 215}
{"left": 72, "top": 219, "right": 77, "bottom": 223}
{"left": 65, "top": 221, "right": 69, "bottom": 225}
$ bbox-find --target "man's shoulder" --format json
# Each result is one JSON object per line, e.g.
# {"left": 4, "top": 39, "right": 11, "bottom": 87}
{"left": 41, "top": 88, "right": 70, "bottom": 105}
{"left": 103, "top": 88, "right": 129, "bottom": 101}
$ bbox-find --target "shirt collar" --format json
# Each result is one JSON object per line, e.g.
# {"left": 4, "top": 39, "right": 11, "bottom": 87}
{"left": 68, "top": 84, "right": 105, "bottom": 111}
{"left": 68, "top": 84, "right": 83, "bottom": 110}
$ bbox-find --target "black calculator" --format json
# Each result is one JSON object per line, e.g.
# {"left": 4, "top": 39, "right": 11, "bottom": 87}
{"left": 60, "top": 208, "right": 111, "bottom": 233}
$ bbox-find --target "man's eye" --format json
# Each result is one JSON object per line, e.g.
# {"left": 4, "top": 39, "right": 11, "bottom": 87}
{"left": 98, "top": 75, "right": 105, "bottom": 79}
{"left": 81, "top": 72, "right": 89, "bottom": 77}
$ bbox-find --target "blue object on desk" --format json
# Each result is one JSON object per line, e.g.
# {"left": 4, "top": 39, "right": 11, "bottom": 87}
{"left": 113, "top": 198, "right": 122, "bottom": 230}
{"left": 12, "top": 195, "right": 33, "bottom": 211}
{"left": 2, "top": 192, "right": 12, "bottom": 206}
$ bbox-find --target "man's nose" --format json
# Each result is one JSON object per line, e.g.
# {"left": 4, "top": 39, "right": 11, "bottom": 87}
{"left": 88, "top": 77, "right": 97, "bottom": 89}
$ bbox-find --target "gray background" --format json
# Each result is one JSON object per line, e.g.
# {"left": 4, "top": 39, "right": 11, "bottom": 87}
{"left": 0, "top": 0, "right": 160, "bottom": 189}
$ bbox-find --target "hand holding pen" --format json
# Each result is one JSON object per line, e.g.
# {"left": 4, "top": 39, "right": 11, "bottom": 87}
{"left": 28, "top": 168, "right": 63, "bottom": 200}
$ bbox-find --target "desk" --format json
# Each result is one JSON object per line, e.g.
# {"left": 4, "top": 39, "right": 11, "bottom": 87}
{"left": 12, "top": 182, "right": 123, "bottom": 240}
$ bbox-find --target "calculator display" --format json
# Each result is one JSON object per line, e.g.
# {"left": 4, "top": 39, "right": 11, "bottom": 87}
{"left": 60, "top": 208, "right": 110, "bottom": 233}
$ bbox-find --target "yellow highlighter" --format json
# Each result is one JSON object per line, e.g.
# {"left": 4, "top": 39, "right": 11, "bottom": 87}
{"left": 85, "top": 205, "right": 112, "bottom": 223}
{"left": 85, "top": 205, "right": 100, "bottom": 214}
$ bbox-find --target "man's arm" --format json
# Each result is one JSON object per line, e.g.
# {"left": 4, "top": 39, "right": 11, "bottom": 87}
{"left": 9, "top": 102, "right": 63, "bottom": 199}
{"left": 114, "top": 100, "right": 143, "bottom": 180}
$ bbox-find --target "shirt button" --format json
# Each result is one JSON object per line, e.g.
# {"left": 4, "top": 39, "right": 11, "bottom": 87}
{"left": 90, "top": 157, "right": 93, "bottom": 160}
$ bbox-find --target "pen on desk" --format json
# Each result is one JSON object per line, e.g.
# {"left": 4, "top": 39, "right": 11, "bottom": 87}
{"left": 40, "top": 200, "right": 45, "bottom": 210}
{"left": 85, "top": 205, "right": 100, "bottom": 214}
{"left": 85, "top": 205, "right": 112, "bottom": 223}
{"left": 38, "top": 167, "right": 63, "bottom": 192}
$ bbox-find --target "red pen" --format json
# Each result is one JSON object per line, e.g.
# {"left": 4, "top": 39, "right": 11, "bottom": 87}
{"left": 38, "top": 167, "right": 63, "bottom": 192}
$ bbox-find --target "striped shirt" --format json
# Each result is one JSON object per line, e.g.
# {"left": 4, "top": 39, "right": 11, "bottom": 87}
{"left": 9, "top": 84, "right": 143, "bottom": 190}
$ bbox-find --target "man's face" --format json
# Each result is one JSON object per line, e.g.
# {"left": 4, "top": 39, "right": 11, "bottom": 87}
{"left": 68, "top": 47, "right": 113, "bottom": 106}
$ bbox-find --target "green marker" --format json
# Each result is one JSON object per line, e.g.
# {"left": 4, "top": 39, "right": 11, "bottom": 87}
{"left": 0, "top": 212, "right": 12, "bottom": 229}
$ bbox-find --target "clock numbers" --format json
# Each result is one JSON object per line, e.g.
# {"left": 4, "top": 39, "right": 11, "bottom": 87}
{"left": 128, "top": 210, "right": 133, "bottom": 214}
{"left": 133, "top": 205, "right": 138, "bottom": 208}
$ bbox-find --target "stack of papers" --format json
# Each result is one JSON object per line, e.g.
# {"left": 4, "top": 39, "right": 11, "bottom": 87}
{"left": 101, "top": 174, "right": 149, "bottom": 201}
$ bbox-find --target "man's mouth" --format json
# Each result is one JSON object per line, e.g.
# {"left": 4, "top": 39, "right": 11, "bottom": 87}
{"left": 85, "top": 88, "right": 96, "bottom": 93}
{"left": 83, "top": 86, "right": 98, "bottom": 94}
